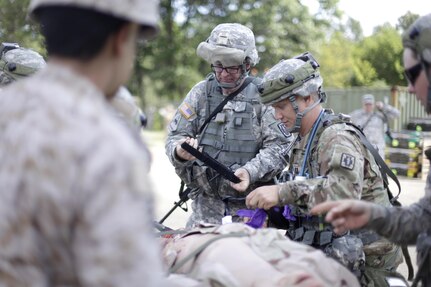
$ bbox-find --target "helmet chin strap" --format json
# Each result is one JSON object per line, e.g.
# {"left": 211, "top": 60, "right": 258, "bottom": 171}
{"left": 287, "top": 92, "right": 323, "bottom": 133}
{"left": 216, "top": 64, "right": 248, "bottom": 89}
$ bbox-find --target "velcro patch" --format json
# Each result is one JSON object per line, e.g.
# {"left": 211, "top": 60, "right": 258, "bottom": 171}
{"left": 168, "top": 113, "right": 181, "bottom": 132}
{"left": 178, "top": 102, "right": 195, "bottom": 120}
{"left": 340, "top": 153, "right": 355, "bottom": 170}
{"left": 277, "top": 122, "right": 291, "bottom": 138}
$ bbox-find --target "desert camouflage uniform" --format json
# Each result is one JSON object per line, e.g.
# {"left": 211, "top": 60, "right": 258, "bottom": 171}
{"left": 162, "top": 223, "right": 360, "bottom": 287}
{"left": 165, "top": 78, "right": 292, "bottom": 228}
{"left": 277, "top": 110, "right": 403, "bottom": 286}
{"left": 0, "top": 63, "right": 166, "bottom": 286}
{"left": 349, "top": 104, "right": 400, "bottom": 159}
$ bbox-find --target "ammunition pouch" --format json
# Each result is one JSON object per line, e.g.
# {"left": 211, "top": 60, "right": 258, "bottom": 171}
{"left": 280, "top": 215, "right": 367, "bottom": 279}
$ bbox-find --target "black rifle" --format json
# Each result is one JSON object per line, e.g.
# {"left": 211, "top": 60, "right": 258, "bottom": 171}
{"left": 180, "top": 142, "right": 241, "bottom": 183}
{"left": 158, "top": 181, "right": 191, "bottom": 224}
{"left": 158, "top": 143, "right": 241, "bottom": 224}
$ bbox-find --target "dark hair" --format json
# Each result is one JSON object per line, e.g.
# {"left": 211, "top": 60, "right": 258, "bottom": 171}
{"left": 34, "top": 6, "right": 127, "bottom": 60}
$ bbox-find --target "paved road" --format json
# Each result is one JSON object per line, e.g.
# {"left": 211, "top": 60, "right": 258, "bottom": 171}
{"left": 145, "top": 131, "right": 425, "bottom": 282}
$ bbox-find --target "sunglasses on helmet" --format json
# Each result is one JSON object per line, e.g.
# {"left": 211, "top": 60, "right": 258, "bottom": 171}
{"left": 404, "top": 63, "right": 422, "bottom": 85}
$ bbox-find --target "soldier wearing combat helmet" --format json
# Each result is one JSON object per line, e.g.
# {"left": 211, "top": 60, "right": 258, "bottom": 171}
{"left": 0, "top": 0, "right": 166, "bottom": 286}
{"left": 0, "top": 42, "right": 45, "bottom": 86}
{"left": 245, "top": 52, "right": 405, "bottom": 286}
{"left": 165, "top": 23, "right": 293, "bottom": 228}
{"left": 312, "top": 14, "right": 431, "bottom": 287}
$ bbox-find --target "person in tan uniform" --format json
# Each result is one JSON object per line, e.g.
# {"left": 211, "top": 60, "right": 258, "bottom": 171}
{"left": 0, "top": 0, "right": 169, "bottom": 286}
{"left": 161, "top": 223, "right": 360, "bottom": 287}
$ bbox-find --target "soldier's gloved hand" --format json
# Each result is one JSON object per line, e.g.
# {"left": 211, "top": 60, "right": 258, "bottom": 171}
{"left": 246, "top": 185, "right": 279, "bottom": 210}
{"left": 231, "top": 167, "right": 250, "bottom": 192}
{"left": 175, "top": 137, "right": 198, "bottom": 161}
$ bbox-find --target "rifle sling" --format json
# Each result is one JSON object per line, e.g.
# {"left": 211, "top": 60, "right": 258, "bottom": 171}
{"left": 198, "top": 77, "right": 255, "bottom": 134}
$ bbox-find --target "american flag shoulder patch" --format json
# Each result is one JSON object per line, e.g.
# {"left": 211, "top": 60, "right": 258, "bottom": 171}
{"left": 178, "top": 102, "right": 195, "bottom": 120}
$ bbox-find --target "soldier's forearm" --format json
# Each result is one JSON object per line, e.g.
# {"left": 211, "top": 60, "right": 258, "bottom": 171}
{"left": 367, "top": 203, "right": 423, "bottom": 245}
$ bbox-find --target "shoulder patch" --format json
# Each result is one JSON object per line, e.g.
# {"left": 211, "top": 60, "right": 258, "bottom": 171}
{"left": 340, "top": 153, "right": 355, "bottom": 170}
{"left": 277, "top": 122, "right": 291, "bottom": 138}
{"left": 168, "top": 113, "right": 181, "bottom": 132}
{"left": 178, "top": 102, "right": 195, "bottom": 120}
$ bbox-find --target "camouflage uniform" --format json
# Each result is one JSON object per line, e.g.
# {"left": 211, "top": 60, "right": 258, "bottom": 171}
{"left": 258, "top": 55, "right": 403, "bottom": 286}
{"left": 362, "top": 13, "right": 431, "bottom": 286}
{"left": 349, "top": 96, "right": 400, "bottom": 159}
{"left": 166, "top": 80, "right": 291, "bottom": 227}
{"left": 0, "top": 44, "right": 46, "bottom": 85}
{"left": 278, "top": 111, "right": 403, "bottom": 285}
{"left": 0, "top": 0, "right": 168, "bottom": 286}
{"left": 165, "top": 23, "right": 292, "bottom": 228}
{"left": 163, "top": 223, "right": 360, "bottom": 287}
{"left": 111, "top": 86, "right": 146, "bottom": 133}
{"left": 0, "top": 62, "right": 167, "bottom": 287}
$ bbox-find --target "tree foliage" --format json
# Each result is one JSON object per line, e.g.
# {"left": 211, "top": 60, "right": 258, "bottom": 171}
{"left": 0, "top": 0, "right": 44, "bottom": 53}
{"left": 0, "top": 1, "right": 418, "bottom": 110}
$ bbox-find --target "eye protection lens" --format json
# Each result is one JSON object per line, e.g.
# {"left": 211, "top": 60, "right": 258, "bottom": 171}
{"left": 211, "top": 65, "right": 241, "bottom": 74}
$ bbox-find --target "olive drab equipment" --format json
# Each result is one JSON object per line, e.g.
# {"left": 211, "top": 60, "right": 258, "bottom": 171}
{"left": 198, "top": 74, "right": 263, "bottom": 168}
{"left": 257, "top": 52, "right": 326, "bottom": 133}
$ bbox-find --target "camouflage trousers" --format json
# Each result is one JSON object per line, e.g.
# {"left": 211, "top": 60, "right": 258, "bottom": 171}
{"left": 361, "top": 244, "right": 405, "bottom": 287}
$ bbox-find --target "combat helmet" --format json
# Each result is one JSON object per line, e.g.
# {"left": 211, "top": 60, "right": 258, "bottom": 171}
{"left": 111, "top": 86, "right": 147, "bottom": 131}
{"left": 196, "top": 23, "right": 259, "bottom": 89}
{"left": 29, "top": 0, "right": 160, "bottom": 39}
{"left": 0, "top": 42, "right": 46, "bottom": 86}
{"left": 258, "top": 52, "right": 325, "bottom": 133}
{"left": 402, "top": 14, "right": 431, "bottom": 113}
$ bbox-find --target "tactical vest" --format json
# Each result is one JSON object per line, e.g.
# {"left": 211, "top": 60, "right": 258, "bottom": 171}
{"left": 198, "top": 75, "right": 262, "bottom": 167}
{"left": 278, "top": 110, "right": 387, "bottom": 244}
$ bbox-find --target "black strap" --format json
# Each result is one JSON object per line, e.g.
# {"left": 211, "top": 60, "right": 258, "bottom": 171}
{"left": 347, "top": 122, "right": 415, "bottom": 281}
{"left": 198, "top": 77, "right": 255, "bottom": 134}
{"left": 360, "top": 112, "right": 376, "bottom": 130}
{"left": 346, "top": 122, "right": 401, "bottom": 203}
{"left": 180, "top": 142, "right": 241, "bottom": 183}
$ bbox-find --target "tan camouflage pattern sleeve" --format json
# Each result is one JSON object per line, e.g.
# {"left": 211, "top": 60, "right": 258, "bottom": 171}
{"left": 278, "top": 125, "right": 365, "bottom": 212}
{"left": 367, "top": 171, "right": 431, "bottom": 245}
{"left": 241, "top": 105, "right": 292, "bottom": 183}
{"left": 0, "top": 65, "right": 168, "bottom": 287}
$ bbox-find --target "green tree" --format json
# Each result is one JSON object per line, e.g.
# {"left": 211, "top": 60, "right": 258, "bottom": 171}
{"left": 0, "top": 0, "right": 44, "bottom": 54}
{"left": 397, "top": 11, "right": 420, "bottom": 33}
{"left": 318, "top": 32, "right": 355, "bottom": 88}
{"left": 357, "top": 24, "right": 404, "bottom": 86}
